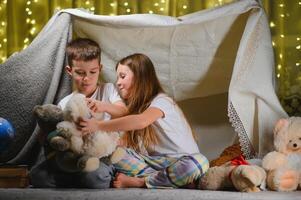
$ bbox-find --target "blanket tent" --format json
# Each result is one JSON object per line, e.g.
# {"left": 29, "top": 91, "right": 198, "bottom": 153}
{"left": 0, "top": 0, "right": 288, "bottom": 167}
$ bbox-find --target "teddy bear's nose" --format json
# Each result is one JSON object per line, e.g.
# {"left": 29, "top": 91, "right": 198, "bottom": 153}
{"left": 293, "top": 143, "right": 298, "bottom": 148}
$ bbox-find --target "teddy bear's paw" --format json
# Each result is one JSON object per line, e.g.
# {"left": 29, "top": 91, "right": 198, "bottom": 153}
{"left": 230, "top": 164, "right": 267, "bottom": 193}
{"left": 240, "top": 165, "right": 266, "bottom": 186}
{"left": 50, "top": 136, "right": 70, "bottom": 151}
{"left": 267, "top": 169, "right": 299, "bottom": 191}
{"left": 57, "top": 127, "right": 73, "bottom": 138}
{"left": 262, "top": 151, "right": 287, "bottom": 171}
{"left": 78, "top": 156, "right": 99, "bottom": 172}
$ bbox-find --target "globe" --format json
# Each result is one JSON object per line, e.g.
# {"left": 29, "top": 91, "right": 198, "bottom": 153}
{"left": 0, "top": 117, "right": 15, "bottom": 152}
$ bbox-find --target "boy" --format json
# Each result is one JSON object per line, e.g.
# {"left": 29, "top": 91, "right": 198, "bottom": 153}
{"left": 30, "top": 38, "right": 127, "bottom": 188}
{"left": 58, "top": 38, "right": 127, "bottom": 119}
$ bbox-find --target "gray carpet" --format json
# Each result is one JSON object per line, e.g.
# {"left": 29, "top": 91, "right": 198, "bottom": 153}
{"left": 0, "top": 188, "right": 301, "bottom": 200}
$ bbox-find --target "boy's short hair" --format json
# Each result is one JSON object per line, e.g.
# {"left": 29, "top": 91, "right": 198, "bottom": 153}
{"left": 66, "top": 38, "right": 101, "bottom": 67}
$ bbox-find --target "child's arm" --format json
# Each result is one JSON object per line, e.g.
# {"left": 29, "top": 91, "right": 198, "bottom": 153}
{"left": 86, "top": 98, "right": 128, "bottom": 118}
{"left": 79, "top": 107, "right": 163, "bottom": 135}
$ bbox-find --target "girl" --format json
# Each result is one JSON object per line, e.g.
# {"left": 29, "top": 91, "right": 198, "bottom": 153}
{"left": 78, "top": 53, "right": 209, "bottom": 189}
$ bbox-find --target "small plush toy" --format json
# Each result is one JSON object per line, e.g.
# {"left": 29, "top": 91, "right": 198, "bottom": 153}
{"left": 210, "top": 143, "right": 242, "bottom": 167}
{"left": 33, "top": 104, "right": 64, "bottom": 155}
{"left": 33, "top": 93, "right": 119, "bottom": 172}
{"left": 199, "top": 156, "right": 266, "bottom": 192}
{"left": 262, "top": 117, "right": 301, "bottom": 192}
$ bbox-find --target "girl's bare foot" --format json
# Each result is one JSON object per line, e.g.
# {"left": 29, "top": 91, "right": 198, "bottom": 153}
{"left": 113, "top": 173, "right": 146, "bottom": 188}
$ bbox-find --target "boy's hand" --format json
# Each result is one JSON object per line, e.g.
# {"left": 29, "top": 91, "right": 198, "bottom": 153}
{"left": 86, "top": 98, "right": 105, "bottom": 113}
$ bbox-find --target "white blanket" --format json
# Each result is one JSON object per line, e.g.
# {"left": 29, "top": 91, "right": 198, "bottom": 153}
{"left": 0, "top": 0, "right": 287, "bottom": 164}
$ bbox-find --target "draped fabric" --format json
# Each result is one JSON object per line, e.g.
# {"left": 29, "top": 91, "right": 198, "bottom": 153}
{"left": 1, "top": 1, "right": 300, "bottom": 117}
{"left": 0, "top": 0, "right": 288, "bottom": 164}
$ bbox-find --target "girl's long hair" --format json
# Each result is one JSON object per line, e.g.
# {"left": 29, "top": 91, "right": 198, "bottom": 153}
{"left": 116, "top": 53, "right": 164, "bottom": 153}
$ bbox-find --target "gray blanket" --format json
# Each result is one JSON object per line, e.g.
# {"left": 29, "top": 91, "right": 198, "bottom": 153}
{"left": 0, "top": 13, "right": 72, "bottom": 164}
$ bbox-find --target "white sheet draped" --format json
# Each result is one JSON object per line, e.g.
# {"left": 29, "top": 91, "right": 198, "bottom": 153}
{"left": 52, "top": 0, "right": 287, "bottom": 159}
{"left": 1, "top": 0, "right": 287, "bottom": 163}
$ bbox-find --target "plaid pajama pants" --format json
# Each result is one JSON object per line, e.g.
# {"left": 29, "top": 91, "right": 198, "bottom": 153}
{"left": 113, "top": 148, "right": 209, "bottom": 189}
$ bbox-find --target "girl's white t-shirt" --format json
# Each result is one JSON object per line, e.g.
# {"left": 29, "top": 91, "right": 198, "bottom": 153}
{"left": 147, "top": 93, "right": 200, "bottom": 156}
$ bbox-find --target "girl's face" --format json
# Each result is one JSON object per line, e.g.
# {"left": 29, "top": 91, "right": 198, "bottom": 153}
{"left": 116, "top": 63, "right": 134, "bottom": 99}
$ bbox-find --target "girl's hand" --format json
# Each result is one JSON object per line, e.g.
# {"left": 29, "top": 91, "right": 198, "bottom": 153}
{"left": 77, "top": 117, "right": 100, "bottom": 136}
{"left": 86, "top": 98, "right": 104, "bottom": 113}
{"left": 117, "top": 138, "right": 126, "bottom": 147}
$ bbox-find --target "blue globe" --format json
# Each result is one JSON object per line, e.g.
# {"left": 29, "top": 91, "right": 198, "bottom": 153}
{"left": 0, "top": 117, "right": 15, "bottom": 152}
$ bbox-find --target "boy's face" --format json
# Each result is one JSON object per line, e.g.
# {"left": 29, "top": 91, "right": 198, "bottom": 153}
{"left": 66, "top": 59, "right": 101, "bottom": 97}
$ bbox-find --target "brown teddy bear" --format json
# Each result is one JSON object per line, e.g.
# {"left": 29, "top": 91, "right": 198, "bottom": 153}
{"left": 262, "top": 117, "right": 301, "bottom": 191}
{"left": 199, "top": 155, "right": 266, "bottom": 192}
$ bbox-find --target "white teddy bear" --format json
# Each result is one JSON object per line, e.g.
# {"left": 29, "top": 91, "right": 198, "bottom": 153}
{"left": 262, "top": 117, "right": 301, "bottom": 191}
{"left": 52, "top": 93, "right": 120, "bottom": 172}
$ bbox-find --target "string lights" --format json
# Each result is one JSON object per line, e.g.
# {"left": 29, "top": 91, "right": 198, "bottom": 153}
{"left": 0, "top": 0, "right": 7, "bottom": 62}
{"left": 269, "top": 0, "right": 301, "bottom": 115}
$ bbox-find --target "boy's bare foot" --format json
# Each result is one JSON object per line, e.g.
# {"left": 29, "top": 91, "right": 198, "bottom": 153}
{"left": 113, "top": 173, "right": 146, "bottom": 188}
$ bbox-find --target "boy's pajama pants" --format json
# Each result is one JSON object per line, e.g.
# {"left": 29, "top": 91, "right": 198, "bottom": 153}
{"left": 113, "top": 148, "right": 209, "bottom": 188}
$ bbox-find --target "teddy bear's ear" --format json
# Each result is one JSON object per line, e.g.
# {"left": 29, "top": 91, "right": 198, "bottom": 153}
{"left": 274, "top": 118, "right": 289, "bottom": 134}
{"left": 273, "top": 118, "right": 289, "bottom": 153}
{"left": 33, "top": 105, "right": 43, "bottom": 117}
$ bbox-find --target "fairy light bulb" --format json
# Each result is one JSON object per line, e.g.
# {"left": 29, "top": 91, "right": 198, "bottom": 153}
{"left": 24, "top": 38, "right": 29, "bottom": 43}
{"left": 278, "top": 64, "right": 282, "bottom": 70}
{"left": 30, "top": 27, "right": 36, "bottom": 35}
